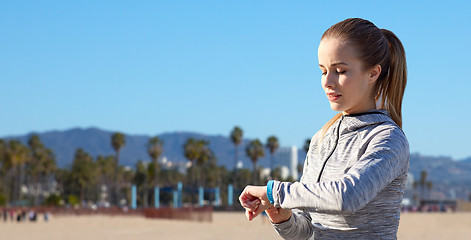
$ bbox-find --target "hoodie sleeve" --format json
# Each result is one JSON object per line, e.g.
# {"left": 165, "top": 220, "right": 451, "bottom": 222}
{"left": 272, "top": 127, "right": 409, "bottom": 213}
{"left": 269, "top": 132, "right": 318, "bottom": 239}
{"left": 272, "top": 209, "right": 314, "bottom": 240}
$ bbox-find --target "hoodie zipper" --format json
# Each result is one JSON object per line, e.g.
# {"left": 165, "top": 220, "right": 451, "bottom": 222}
{"left": 315, "top": 111, "right": 387, "bottom": 183}
{"left": 316, "top": 115, "right": 344, "bottom": 183}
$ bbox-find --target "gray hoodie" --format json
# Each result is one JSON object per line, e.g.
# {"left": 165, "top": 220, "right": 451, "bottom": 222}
{"left": 271, "top": 110, "right": 409, "bottom": 239}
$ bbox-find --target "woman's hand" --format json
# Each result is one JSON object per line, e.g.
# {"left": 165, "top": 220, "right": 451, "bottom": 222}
{"left": 239, "top": 185, "right": 272, "bottom": 221}
{"left": 239, "top": 185, "right": 293, "bottom": 223}
{"left": 265, "top": 206, "right": 292, "bottom": 224}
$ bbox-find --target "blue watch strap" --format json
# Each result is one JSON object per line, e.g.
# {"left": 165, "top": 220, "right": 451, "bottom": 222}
{"left": 267, "top": 180, "right": 275, "bottom": 204}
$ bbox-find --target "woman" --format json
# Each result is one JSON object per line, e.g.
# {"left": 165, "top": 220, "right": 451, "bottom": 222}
{"left": 239, "top": 18, "right": 409, "bottom": 239}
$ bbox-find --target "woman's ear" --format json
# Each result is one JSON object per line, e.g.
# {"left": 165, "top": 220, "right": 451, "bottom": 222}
{"left": 368, "top": 64, "right": 381, "bottom": 84}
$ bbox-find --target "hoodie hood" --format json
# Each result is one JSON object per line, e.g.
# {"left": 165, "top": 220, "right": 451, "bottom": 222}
{"left": 339, "top": 109, "right": 396, "bottom": 134}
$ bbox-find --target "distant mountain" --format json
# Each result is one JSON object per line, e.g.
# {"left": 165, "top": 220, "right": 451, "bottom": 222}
{"left": 409, "top": 153, "right": 471, "bottom": 184}
{"left": 2, "top": 127, "right": 306, "bottom": 170}
{"left": 408, "top": 153, "right": 471, "bottom": 200}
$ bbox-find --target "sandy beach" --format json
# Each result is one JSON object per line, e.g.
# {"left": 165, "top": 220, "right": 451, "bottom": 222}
{"left": 1, "top": 212, "right": 470, "bottom": 240}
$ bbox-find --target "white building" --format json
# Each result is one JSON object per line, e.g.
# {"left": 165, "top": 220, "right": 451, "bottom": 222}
{"left": 274, "top": 146, "right": 299, "bottom": 180}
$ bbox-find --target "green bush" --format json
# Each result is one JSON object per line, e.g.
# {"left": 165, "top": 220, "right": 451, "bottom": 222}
{"left": 44, "top": 193, "right": 62, "bottom": 206}
{"left": 68, "top": 195, "right": 80, "bottom": 206}
{"left": 0, "top": 194, "right": 6, "bottom": 206}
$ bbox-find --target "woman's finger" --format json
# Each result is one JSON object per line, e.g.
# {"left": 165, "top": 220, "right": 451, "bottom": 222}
{"left": 245, "top": 209, "right": 256, "bottom": 221}
{"left": 241, "top": 198, "right": 260, "bottom": 208}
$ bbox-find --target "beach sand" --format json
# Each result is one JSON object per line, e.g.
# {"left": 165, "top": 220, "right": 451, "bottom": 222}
{"left": 1, "top": 212, "right": 470, "bottom": 239}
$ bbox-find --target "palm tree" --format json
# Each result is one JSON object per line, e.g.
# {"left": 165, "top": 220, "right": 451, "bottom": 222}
{"left": 96, "top": 155, "right": 115, "bottom": 205}
{"left": 196, "top": 142, "right": 213, "bottom": 188}
{"left": 266, "top": 136, "right": 279, "bottom": 179}
{"left": 111, "top": 132, "right": 125, "bottom": 205}
{"left": 40, "top": 148, "right": 56, "bottom": 195}
{"left": 230, "top": 126, "right": 243, "bottom": 193}
{"left": 0, "top": 140, "right": 6, "bottom": 190}
{"left": 147, "top": 137, "right": 163, "bottom": 188}
{"left": 245, "top": 139, "right": 265, "bottom": 185}
{"left": 111, "top": 132, "right": 126, "bottom": 166}
{"left": 183, "top": 138, "right": 202, "bottom": 204}
{"left": 70, "top": 148, "right": 95, "bottom": 204}
{"left": 117, "top": 164, "right": 134, "bottom": 207}
{"left": 28, "top": 135, "right": 43, "bottom": 198}
{"left": 304, "top": 138, "right": 311, "bottom": 153}
{"left": 133, "top": 160, "right": 150, "bottom": 207}
{"left": 298, "top": 138, "right": 311, "bottom": 179}
{"left": 5, "top": 140, "right": 30, "bottom": 204}
{"left": 413, "top": 170, "right": 433, "bottom": 206}
{"left": 184, "top": 138, "right": 200, "bottom": 177}
{"left": 230, "top": 126, "right": 243, "bottom": 171}
{"left": 183, "top": 138, "right": 213, "bottom": 204}
{"left": 0, "top": 139, "right": 8, "bottom": 202}
{"left": 27, "top": 135, "right": 56, "bottom": 205}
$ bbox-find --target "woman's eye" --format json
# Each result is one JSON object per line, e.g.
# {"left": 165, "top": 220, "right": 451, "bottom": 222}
{"left": 321, "top": 72, "right": 327, "bottom": 76}
{"left": 337, "top": 70, "right": 346, "bottom": 74}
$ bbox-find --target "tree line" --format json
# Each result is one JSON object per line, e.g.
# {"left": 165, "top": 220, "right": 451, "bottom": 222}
{"left": 0, "top": 126, "right": 310, "bottom": 208}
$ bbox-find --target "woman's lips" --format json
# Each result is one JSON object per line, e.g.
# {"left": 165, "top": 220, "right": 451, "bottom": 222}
{"left": 327, "top": 93, "right": 341, "bottom": 101}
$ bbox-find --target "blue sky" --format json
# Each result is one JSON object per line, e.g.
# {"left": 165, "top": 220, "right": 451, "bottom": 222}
{"left": 1, "top": 1, "right": 470, "bottom": 160}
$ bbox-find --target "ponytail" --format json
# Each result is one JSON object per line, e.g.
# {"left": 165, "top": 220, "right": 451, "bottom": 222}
{"left": 377, "top": 29, "right": 407, "bottom": 128}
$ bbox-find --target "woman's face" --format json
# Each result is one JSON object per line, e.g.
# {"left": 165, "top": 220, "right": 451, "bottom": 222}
{"left": 318, "top": 38, "right": 378, "bottom": 115}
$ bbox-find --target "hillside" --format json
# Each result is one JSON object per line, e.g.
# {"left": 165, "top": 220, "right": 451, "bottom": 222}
{"left": 3, "top": 127, "right": 471, "bottom": 199}
{"left": 3, "top": 127, "right": 305, "bottom": 170}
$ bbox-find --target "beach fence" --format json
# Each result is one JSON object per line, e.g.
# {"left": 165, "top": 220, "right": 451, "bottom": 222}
{"left": 130, "top": 182, "right": 240, "bottom": 222}
{"left": 143, "top": 206, "right": 213, "bottom": 222}
{"left": 131, "top": 182, "right": 236, "bottom": 210}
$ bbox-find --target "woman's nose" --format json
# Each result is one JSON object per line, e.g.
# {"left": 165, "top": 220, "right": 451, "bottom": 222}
{"left": 322, "top": 72, "right": 336, "bottom": 89}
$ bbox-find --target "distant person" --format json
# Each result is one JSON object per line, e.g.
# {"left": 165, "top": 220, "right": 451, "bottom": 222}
{"left": 44, "top": 212, "right": 49, "bottom": 222}
{"left": 16, "top": 210, "right": 22, "bottom": 222}
{"left": 9, "top": 209, "right": 14, "bottom": 221}
{"left": 28, "top": 209, "right": 37, "bottom": 222}
{"left": 240, "top": 18, "right": 409, "bottom": 239}
{"left": 3, "top": 209, "right": 7, "bottom": 222}
{"left": 21, "top": 209, "right": 26, "bottom": 222}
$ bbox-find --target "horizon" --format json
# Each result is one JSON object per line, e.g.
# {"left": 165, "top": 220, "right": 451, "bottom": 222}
{"left": 2, "top": 1, "right": 470, "bottom": 160}
{"left": 2, "top": 126, "right": 470, "bottom": 161}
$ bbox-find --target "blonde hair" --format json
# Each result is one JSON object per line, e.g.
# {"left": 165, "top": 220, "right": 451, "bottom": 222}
{"left": 319, "top": 18, "right": 407, "bottom": 136}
